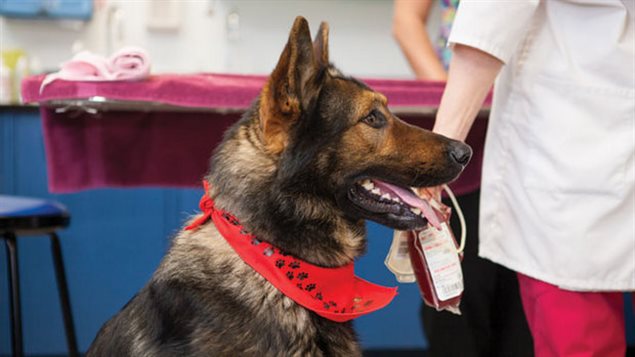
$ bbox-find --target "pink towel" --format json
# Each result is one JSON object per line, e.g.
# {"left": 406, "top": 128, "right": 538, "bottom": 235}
{"left": 21, "top": 74, "right": 489, "bottom": 194}
{"left": 40, "top": 47, "right": 151, "bottom": 92}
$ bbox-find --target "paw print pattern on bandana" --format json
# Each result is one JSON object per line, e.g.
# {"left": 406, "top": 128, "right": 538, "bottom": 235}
{"left": 215, "top": 203, "right": 381, "bottom": 317}
{"left": 189, "top": 182, "right": 397, "bottom": 322}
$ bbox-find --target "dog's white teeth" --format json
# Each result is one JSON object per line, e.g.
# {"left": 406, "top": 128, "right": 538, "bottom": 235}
{"left": 361, "top": 180, "right": 374, "bottom": 190}
{"left": 392, "top": 196, "right": 401, "bottom": 203}
{"left": 381, "top": 193, "right": 391, "bottom": 200}
{"left": 410, "top": 207, "right": 422, "bottom": 215}
{"left": 371, "top": 188, "right": 381, "bottom": 195}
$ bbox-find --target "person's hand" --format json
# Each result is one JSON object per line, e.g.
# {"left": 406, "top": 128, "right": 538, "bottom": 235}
{"left": 415, "top": 186, "right": 442, "bottom": 203}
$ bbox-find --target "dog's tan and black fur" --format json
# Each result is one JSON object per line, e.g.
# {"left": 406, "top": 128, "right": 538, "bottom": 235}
{"left": 87, "top": 17, "right": 471, "bottom": 357}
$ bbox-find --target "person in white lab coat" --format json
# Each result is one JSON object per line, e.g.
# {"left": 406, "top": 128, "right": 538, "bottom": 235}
{"left": 393, "top": 1, "right": 534, "bottom": 356}
{"left": 433, "top": 0, "right": 634, "bottom": 355}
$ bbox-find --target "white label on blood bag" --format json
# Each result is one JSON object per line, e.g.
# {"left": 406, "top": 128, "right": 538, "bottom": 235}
{"left": 417, "top": 223, "right": 463, "bottom": 301}
{"left": 397, "top": 236, "right": 409, "bottom": 257}
{"left": 385, "top": 230, "right": 416, "bottom": 283}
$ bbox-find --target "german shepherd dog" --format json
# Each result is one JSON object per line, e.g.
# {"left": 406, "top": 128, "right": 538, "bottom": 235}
{"left": 87, "top": 17, "right": 471, "bottom": 356}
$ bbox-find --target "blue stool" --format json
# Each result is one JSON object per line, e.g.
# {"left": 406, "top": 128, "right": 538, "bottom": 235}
{"left": 0, "top": 196, "right": 78, "bottom": 357}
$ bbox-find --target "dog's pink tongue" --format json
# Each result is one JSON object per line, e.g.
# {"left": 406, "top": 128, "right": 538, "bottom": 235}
{"left": 372, "top": 180, "right": 441, "bottom": 229}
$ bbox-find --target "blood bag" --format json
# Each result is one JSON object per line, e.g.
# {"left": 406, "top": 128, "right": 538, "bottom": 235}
{"left": 385, "top": 185, "right": 466, "bottom": 314}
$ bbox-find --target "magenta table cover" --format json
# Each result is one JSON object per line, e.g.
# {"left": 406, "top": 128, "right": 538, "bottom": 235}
{"left": 21, "top": 73, "right": 489, "bottom": 194}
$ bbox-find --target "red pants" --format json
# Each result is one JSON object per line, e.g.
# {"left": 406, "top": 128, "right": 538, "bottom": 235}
{"left": 518, "top": 273, "right": 632, "bottom": 357}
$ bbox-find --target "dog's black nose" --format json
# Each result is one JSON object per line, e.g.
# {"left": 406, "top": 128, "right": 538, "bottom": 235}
{"left": 448, "top": 141, "right": 472, "bottom": 166}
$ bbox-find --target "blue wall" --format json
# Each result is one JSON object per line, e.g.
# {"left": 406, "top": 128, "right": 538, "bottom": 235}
{"left": 0, "top": 109, "right": 426, "bottom": 355}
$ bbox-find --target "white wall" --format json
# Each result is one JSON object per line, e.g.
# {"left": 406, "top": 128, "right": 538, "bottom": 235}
{"left": 0, "top": 0, "right": 441, "bottom": 78}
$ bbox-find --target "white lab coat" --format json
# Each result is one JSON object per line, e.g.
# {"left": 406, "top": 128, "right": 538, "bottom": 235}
{"left": 449, "top": 0, "right": 635, "bottom": 291}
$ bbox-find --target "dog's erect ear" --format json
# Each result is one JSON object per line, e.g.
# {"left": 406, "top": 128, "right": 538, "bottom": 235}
{"left": 313, "top": 22, "right": 329, "bottom": 68}
{"left": 260, "top": 16, "right": 318, "bottom": 155}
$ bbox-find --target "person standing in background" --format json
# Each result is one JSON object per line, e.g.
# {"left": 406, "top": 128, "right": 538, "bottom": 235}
{"left": 433, "top": 0, "right": 634, "bottom": 356}
{"left": 392, "top": 1, "right": 533, "bottom": 356}
{"left": 393, "top": 0, "right": 458, "bottom": 80}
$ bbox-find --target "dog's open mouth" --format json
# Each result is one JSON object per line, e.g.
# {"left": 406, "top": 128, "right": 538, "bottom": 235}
{"left": 347, "top": 178, "right": 437, "bottom": 230}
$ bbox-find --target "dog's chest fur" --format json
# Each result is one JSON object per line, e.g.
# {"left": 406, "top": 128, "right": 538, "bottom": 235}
{"left": 87, "top": 223, "right": 361, "bottom": 357}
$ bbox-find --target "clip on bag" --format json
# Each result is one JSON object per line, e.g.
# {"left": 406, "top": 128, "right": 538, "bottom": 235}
{"left": 385, "top": 185, "right": 466, "bottom": 314}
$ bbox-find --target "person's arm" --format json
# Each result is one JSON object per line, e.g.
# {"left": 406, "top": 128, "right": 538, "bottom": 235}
{"left": 392, "top": 0, "right": 447, "bottom": 81}
{"left": 420, "top": 0, "right": 539, "bottom": 200}
{"left": 416, "top": 44, "right": 503, "bottom": 201}
{"left": 435, "top": 0, "right": 540, "bottom": 140}
{"left": 433, "top": 44, "right": 503, "bottom": 141}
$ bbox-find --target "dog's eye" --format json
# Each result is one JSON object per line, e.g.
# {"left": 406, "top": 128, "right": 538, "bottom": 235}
{"left": 361, "top": 111, "right": 386, "bottom": 129}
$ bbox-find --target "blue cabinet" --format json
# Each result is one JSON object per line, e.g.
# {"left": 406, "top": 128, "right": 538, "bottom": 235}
{"left": 0, "top": 0, "right": 92, "bottom": 20}
{"left": 0, "top": 109, "right": 188, "bottom": 354}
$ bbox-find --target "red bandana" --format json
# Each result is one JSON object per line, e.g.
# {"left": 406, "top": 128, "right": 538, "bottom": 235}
{"left": 185, "top": 181, "right": 397, "bottom": 322}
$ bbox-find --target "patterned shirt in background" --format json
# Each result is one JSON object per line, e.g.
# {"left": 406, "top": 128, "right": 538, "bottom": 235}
{"left": 436, "top": 0, "right": 460, "bottom": 69}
